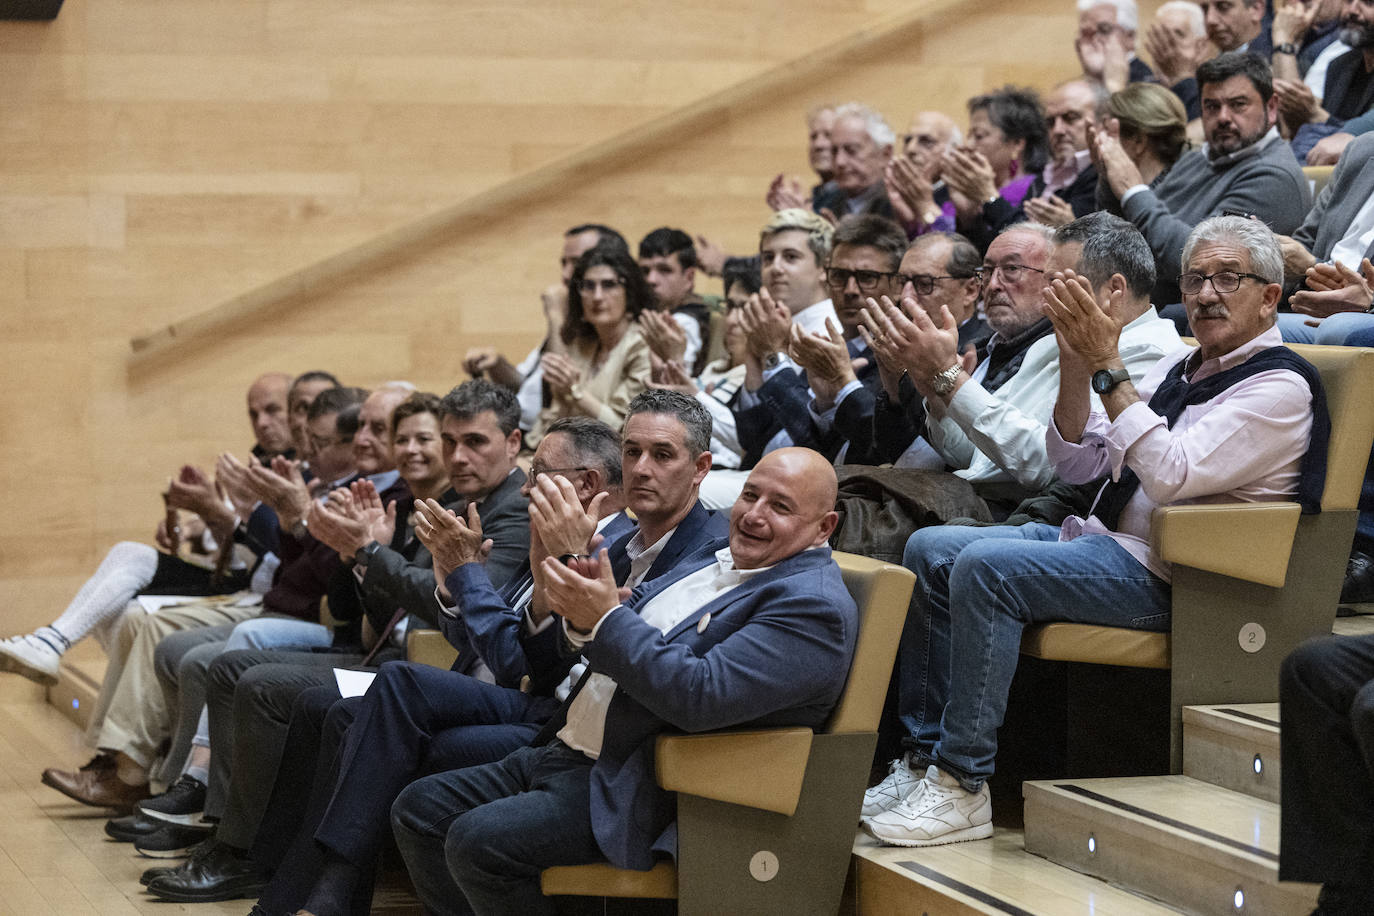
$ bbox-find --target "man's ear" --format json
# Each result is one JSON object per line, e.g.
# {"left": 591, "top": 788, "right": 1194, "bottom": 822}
{"left": 815, "top": 510, "right": 839, "bottom": 545}
{"left": 683, "top": 265, "right": 696, "bottom": 287}
{"left": 505, "top": 428, "right": 523, "bottom": 461}
{"left": 1265, "top": 93, "right": 1280, "bottom": 129}
{"left": 692, "top": 450, "right": 713, "bottom": 486}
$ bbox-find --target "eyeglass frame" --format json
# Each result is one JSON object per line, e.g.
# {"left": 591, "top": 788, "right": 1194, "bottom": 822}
{"left": 975, "top": 262, "right": 1046, "bottom": 285}
{"left": 898, "top": 272, "right": 971, "bottom": 295}
{"left": 824, "top": 266, "right": 901, "bottom": 292}
{"left": 529, "top": 465, "right": 592, "bottom": 479}
{"left": 1176, "top": 271, "right": 1269, "bottom": 296}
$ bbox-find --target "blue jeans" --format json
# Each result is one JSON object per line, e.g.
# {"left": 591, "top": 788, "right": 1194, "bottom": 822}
{"left": 900, "top": 523, "right": 1171, "bottom": 791}
{"left": 1277, "top": 311, "right": 1374, "bottom": 345}
{"left": 391, "top": 742, "right": 603, "bottom": 916}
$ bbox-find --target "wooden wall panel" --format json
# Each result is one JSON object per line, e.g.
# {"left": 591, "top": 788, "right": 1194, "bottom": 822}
{"left": 0, "top": 0, "right": 1171, "bottom": 629}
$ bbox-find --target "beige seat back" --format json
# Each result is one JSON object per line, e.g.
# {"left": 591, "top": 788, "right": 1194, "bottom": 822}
{"left": 827, "top": 552, "right": 916, "bottom": 734}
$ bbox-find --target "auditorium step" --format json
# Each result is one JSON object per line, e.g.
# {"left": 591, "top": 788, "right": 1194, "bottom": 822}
{"left": 1181, "top": 704, "right": 1280, "bottom": 803}
{"left": 1022, "top": 776, "right": 1318, "bottom": 916}
{"left": 851, "top": 827, "right": 1185, "bottom": 914}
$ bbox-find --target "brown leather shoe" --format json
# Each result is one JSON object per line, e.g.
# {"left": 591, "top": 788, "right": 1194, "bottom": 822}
{"left": 41, "top": 753, "right": 151, "bottom": 813}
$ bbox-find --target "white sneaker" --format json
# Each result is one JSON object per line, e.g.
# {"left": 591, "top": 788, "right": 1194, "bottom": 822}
{"left": 861, "top": 755, "right": 924, "bottom": 818}
{"left": 862, "top": 765, "right": 993, "bottom": 847}
{"left": 0, "top": 634, "right": 61, "bottom": 685}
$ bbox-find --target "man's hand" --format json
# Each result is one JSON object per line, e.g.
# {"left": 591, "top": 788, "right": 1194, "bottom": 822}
{"left": 790, "top": 318, "right": 857, "bottom": 409}
{"left": 1276, "top": 233, "right": 1319, "bottom": 282}
{"left": 414, "top": 500, "right": 492, "bottom": 582}
{"left": 529, "top": 474, "right": 604, "bottom": 559}
{"left": 1089, "top": 127, "right": 1145, "bottom": 199}
{"left": 693, "top": 234, "right": 726, "bottom": 277}
{"left": 1307, "top": 131, "right": 1355, "bottom": 165}
{"left": 1272, "top": 0, "right": 1318, "bottom": 46}
{"left": 1024, "top": 194, "right": 1076, "bottom": 227}
{"left": 246, "top": 456, "right": 312, "bottom": 530}
{"left": 639, "top": 309, "right": 689, "bottom": 364}
{"left": 307, "top": 493, "right": 386, "bottom": 562}
{"left": 941, "top": 148, "right": 1000, "bottom": 205}
{"left": 164, "top": 465, "right": 236, "bottom": 540}
{"left": 1273, "top": 78, "right": 1327, "bottom": 132}
{"left": 540, "top": 552, "right": 621, "bottom": 634}
{"left": 859, "top": 295, "right": 961, "bottom": 399}
{"left": 540, "top": 352, "right": 583, "bottom": 399}
{"left": 766, "top": 174, "right": 809, "bottom": 212}
{"left": 1041, "top": 269, "right": 1126, "bottom": 365}
{"left": 885, "top": 155, "right": 937, "bottom": 227}
{"left": 346, "top": 479, "right": 395, "bottom": 546}
{"left": 1145, "top": 19, "right": 1206, "bottom": 86}
{"left": 648, "top": 353, "right": 698, "bottom": 396}
{"left": 739, "top": 288, "right": 793, "bottom": 359}
{"left": 215, "top": 453, "right": 259, "bottom": 521}
{"left": 1291, "top": 258, "right": 1374, "bottom": 319}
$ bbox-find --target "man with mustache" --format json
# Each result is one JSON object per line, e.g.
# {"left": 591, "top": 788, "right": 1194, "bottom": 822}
{"left": 1094, "top": 52, "right": 1311, "bottom": 306}
{"left": 864, "top": 214, "right": 1323, "bottom": 848}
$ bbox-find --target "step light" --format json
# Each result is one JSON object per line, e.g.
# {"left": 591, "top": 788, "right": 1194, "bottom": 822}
{"left": 1252, "top": 754, "right": 1263, "bottom": 775}
{"left": 1234, "top": 887, "right": 1245, "bottom": 910}
{"left": 1087, "top": 834, "right": 1096, "bottom": 855}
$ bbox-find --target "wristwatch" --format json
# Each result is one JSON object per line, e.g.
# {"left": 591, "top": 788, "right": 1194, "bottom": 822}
{"left": 930, "top": 363, "right": 963, "bottom": 396}
{"left": 1091, "top": 367, "right": 1132, "bottom": 395}
{"left": 569, "top": 382, "right": 585, "bottom": 403}
{"left": 763, "top": 351, "right": 787, "bottom": 371}
{"left": 1274, "top": 42, "right": 1298, "bottom": 56}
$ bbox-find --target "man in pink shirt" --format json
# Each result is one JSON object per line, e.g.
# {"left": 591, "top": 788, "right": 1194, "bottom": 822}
{"left": 862, "top": 214, "right": 1326, "bottom": 848}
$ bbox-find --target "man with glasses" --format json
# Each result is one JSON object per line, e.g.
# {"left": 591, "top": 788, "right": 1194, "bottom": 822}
{"left": 736, "top": 214, "right": 906, "bottom": 465}
{"left": 863, "top": 214, "right": 1318, "bottom": 849}
{"left": 1094, "top": 52, "right": 1310, "bottom": 305}
{"left": 243, "top": 393, "right": 726, "bottom": 915}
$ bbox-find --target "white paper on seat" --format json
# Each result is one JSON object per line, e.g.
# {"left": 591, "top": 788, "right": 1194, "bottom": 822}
{"left": 136, "top": 595, "right": 197, "bottom": 614}
{"left": 334, "top": 668, "right": 377, "bottom": 698}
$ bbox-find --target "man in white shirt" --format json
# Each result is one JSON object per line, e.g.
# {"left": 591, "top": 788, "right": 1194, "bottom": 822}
{"left": 863, "top": 215, "right": 1322, "bottom": 848}
{"left": 391, "top": 447, "right": 859, "bottom": 916}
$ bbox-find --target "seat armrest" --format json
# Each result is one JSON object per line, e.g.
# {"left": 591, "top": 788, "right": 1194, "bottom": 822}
{"left": 654, "top": 728, "right": 813, "bottom": 816}
{"left": 1151, "top": 502, "right": 1301, "bottom": 588}
{"left": 406, "top": 629, "right": 459, "bottom": 670}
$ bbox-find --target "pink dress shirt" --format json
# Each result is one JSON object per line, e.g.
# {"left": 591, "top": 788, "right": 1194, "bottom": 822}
{"left": 1046, "top": 325, "right": 1315, "bottom": 582}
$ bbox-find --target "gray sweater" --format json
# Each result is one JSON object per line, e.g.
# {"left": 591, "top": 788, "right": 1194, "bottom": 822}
{"left": 1117, "top": 130, "right": 1312, "bottom": 304}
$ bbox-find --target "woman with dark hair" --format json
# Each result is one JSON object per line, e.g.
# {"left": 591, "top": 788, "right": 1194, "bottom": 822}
{"left": 942, "top": 87, "right": 1051, "bottom": 244}
{"left": 1107, "top": 81, "right": 1189, "bottom": 190}
{"left": 526, "top": 242, "right": 651, "bottom": 448}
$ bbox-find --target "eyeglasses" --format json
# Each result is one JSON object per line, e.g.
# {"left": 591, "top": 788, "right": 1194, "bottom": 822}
{"left": 825, "top": 267, "right": 899, "bottom": 292}
{"left": 1177, "top": 271, "right": 1268, "bottom": 296}
{"left": 530, "top": 465, "right": 591, "bottom": 479}
{"left": 898, "top": 273, "right": 960, "bottom": 295}
{"left": 579, "top": 277, "right": 624, "bottom": 294}
{"left": 976, "top": 263, "right": 1045, "bottom": 284}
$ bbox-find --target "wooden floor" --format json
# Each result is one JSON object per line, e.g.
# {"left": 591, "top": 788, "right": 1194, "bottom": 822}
{"left": 0, "top": 672, "right": 426, "bottom": 915}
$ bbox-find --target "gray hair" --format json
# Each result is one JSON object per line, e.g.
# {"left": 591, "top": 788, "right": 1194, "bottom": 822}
{"left": 545, "top": 416, "right": 623, "bottom": 487}
{"left": 1181, "top": 215, "right": 1284, "bottom": 285}
{"left": 1001, "top": 221, "right": 1058, "bottom": 247}
{"left": 624, "top": 389, "right": 712, "bottom": 458}
{"left": 440, "top": 379, "right": 522, "bottom": 437}
{"left": 1053, "top": 212, "right": 1156, "bottom": 300}
{"left": 833, "top": 102, "right": 896, "bottom": 149}
{"left": 1078, "top": 0, "right": 1138, "bottom": 31}
{"left": 1157, "top": 0, "right": 1205, "bottom": 38}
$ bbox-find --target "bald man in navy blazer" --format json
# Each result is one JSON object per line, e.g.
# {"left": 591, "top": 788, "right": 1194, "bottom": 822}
{"left": 390, "top": 448, "right": 859, "bottom": 916}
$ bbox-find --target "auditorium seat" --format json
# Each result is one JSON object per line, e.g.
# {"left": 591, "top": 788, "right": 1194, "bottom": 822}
{"left": 540, "top": 551, "right": 915, "bottom": 915}
{"left": 1019, "top": 344, "right": 1374, "bottom": 770}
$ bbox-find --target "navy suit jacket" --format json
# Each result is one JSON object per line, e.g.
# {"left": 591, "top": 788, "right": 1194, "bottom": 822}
{"left": 571, "top": 539, "right": 858, "bottom": 870}
{"left": 445, "top": 502, "right": 725, "bottom": 691}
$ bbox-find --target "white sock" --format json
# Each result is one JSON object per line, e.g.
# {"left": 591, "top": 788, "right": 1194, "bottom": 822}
{"left": 46, "top": 541, "right": 158, "bottom": 650}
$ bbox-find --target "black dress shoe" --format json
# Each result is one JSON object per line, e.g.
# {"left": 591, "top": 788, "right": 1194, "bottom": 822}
{"left": 1340, "top": 550, "right": 1374, "bottom": 604}
{"left": 145, "top": 839, "right": 269, "bottom": 903}
{"left": 139, "top": 864, "right": 174, "bottom": 887}
{"left": 105, "top": 812, "right": 163, "bottom": 843}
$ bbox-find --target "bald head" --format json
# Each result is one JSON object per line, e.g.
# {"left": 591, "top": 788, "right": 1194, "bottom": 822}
{"left": 729, "top": 448, "right": 839, "bottom": 570}
{"left": 904, "top": 111, "right": 960, "bottom": 180}
{"left": 354, "top": 385, "right": 413, "bottom": 475}
{"left": 247, "top": 373, "right": 292, "bottom": 455}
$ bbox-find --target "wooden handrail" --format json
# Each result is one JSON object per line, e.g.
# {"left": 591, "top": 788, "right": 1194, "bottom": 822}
{"left": 127, "top": 0, "right": 967, "bottom": 363}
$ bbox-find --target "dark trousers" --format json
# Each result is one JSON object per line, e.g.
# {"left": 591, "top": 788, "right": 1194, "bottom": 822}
{"left": 1279, "top": 634, "right": 1374, "bottom": 885}
{"left": 142, "top": 550, "right": 249, "bottom": 596}
{"left": 392, "top": 743, "right": 602, "bottom": 916}
{"left": 256, "top": 661, "right": 557, "bottom": 915}
{"left": 205, "top": 649, "right": 363, "bottom": 836}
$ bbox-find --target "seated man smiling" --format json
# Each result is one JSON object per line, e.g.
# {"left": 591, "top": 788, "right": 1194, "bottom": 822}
{"left": 389, "top": 447, "right": 859, "bottom": 916}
